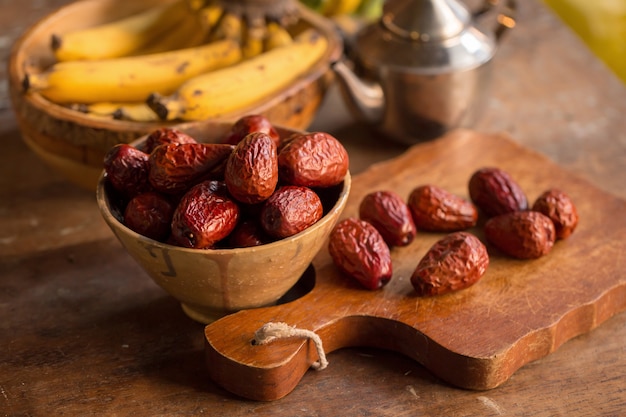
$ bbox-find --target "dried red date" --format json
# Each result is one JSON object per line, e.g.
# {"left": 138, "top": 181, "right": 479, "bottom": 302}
{"left": 531, "top": 189, "right": 579, "bottom": 239}
{"left": 276, "top": 132, "right": 298, "bottom": 154}
{"left": 328, "top": 218, "right": 392, "bottom": 290}
{"left": 148, "top": 142, "right": 234, "bottom": 195}
{"left": 170, "top": 181, "right": 240, "bottom": 249}
{"left": 227, "top": 220, "right": 269, "bottom": 248}
{"left": 468, "top": 167, "right": 528, "bottom": 217}
{"left": 222, "top": 114, "right": 280, "bottom": 146}
{"left": 359, "top": 190, "right": 416, "bottom": 246}
{"left": 278, "top": 132, "right": 349, "bottom": 188}
{"left": 411, "top": 232, "right": 489, "bottom": 296}
{"left": 123, "top": 191, "right": 174, "bottom": 241}
{"left": 260, "top": 186, "right": 323, "bottom": 239}
{"left": 103, "top": 143, "right": 151, "bottom": 198}
{"left": 144, "top": 127, "right": 197, "bottom": 153}
{"left": 408, "top": 184, "right": 478, "bottom": 232}
{"left": 484, "top": 211, "right": 556, "bottom": 259}
{"left": 225, "top": 132, "right": 278, "bottom": 205}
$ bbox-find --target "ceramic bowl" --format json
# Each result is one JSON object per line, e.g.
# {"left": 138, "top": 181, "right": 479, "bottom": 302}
{"left": 96, "top": 123, "right": 351, "bottom": 323}
{"left": 8, "top": 0, "right": 342, "bottom": 190}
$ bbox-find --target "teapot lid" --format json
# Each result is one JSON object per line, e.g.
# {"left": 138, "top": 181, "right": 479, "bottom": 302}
{"left": 354, "top": 0, "right": 497, "bottom": 73}
{"left": 382, "top": 0, "right": 471, "bottom": 42}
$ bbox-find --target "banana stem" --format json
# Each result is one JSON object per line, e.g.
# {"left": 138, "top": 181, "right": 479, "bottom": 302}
{"left": 22, "top": 72, "right": 48, "bottom": 93}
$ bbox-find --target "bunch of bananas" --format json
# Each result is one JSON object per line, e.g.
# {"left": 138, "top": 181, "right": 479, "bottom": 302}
{"left": 22, "top": 0, "right": 328, "bottom": 122}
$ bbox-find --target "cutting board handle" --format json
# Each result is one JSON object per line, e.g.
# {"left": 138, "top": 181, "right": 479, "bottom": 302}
{"left": 203, "top": 264, "right": 491, "bottom": 401}
{"left": 203, "top": 286, "right": 422, "bottom": 401}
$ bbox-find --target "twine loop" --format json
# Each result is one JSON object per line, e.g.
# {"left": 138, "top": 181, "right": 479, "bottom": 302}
{"left": 253, "top": 322, "right": 328, "bottom": 370}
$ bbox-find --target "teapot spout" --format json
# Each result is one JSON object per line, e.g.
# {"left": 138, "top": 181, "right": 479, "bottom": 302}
{"left": 332, "top": 59, "right": 384, "bottom": 125}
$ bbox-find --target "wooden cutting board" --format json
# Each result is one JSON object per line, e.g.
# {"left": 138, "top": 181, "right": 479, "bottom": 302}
{"left": 204, "top": 130, "right": 626, "bottom": 401}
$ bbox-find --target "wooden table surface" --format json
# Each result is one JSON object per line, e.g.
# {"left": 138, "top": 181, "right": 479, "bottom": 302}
{"left": 1, "top": 1, "right": 625, "bottom": 416}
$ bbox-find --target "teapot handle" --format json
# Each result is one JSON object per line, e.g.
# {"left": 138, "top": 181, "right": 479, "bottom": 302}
{"left": 473, "top": 0, "right": 517, "bottom": 41}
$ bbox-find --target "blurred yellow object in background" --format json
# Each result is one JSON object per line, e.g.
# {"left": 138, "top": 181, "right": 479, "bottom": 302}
{"left": 544, "top": 0, "right": 626, "bottom": 83}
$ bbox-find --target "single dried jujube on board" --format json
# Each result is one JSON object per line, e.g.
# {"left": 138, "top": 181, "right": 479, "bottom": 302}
{"left": 225, "top": 132, "right": 278, "bottom": 205}
{"left": 359, "top": 190, "right": 416, "bottom": 247}
{"left": 148, "top": 142, "right": 234, "bottom": 195}
{"left": 484, "top": 211, "right": 556, "bottom": 259}
{"left": 408, "top": 184, "right": 478, "bottom": 232}
{"left": 328, "top": 217, "right": 393, "bottom": 290}
{"left": 123, "top": 191, "right": 175, "bottom": 242}
{"left": 278, "top": 132, "right": 349, "bottom": 188}
{"left": 170, "top": 180, "right": 240, "bottom": 249}
{"left": 468, "top": 167, "right": 528, "bottom": 217}
{"left": 411, "top": 232, "right": 489, "bottom": 296}
{"left": 103, "top": 143, "right": 151, "bottom": 199}
{"left": 260, "top": 185, "right": 323, "bottom": 239}
{"left": 531, "top": 188, "right": 579, "bottom": 240}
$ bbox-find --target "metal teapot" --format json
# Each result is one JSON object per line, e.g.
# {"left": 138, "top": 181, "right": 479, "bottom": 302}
{"left": 333, "top": 0, "right": 516, "bottom": 144}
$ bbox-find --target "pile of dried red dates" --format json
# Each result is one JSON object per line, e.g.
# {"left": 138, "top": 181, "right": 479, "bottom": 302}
{"left": 328, "top": 167, "right": 579, "bottom": 296}
{"left": 103, "top": 115, "right": 349, "bottom": 249}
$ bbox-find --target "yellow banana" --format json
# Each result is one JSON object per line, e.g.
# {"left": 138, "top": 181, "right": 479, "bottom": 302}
{"left": 322, "top": 0, "right": 363, "bottom": 16}
{"left": 198, "top": 3, "right": 225, "bottom": 33}
{"left": 241, "top": 20, "right": 265, "bottom": 59}
{"left": 263, "top": 21, "right": 293, "bottom": 51}
{"left": 146, "top": 28, "right": 328, "bottom": 121}
{"left": 71, "top": 102, "right": 160, "bottom": 122}
{"left": 51, "top": 0, "right": 190, "bottom": 61}
{"left": 208, "top": 12, "right": 243, "bottom": 43}
{"left": 134, "top": 9, "right": 207, "bottom": 55}
{"left": 25, "top": 39, "right": 242, "bottom": 104}
{"left": 186, "top": 0, "right": 208, "bottom": 11}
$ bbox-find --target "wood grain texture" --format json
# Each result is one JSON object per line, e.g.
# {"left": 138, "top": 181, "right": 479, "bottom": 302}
{"left": 205, "top": 130, "right": 626, "bottom": 400}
